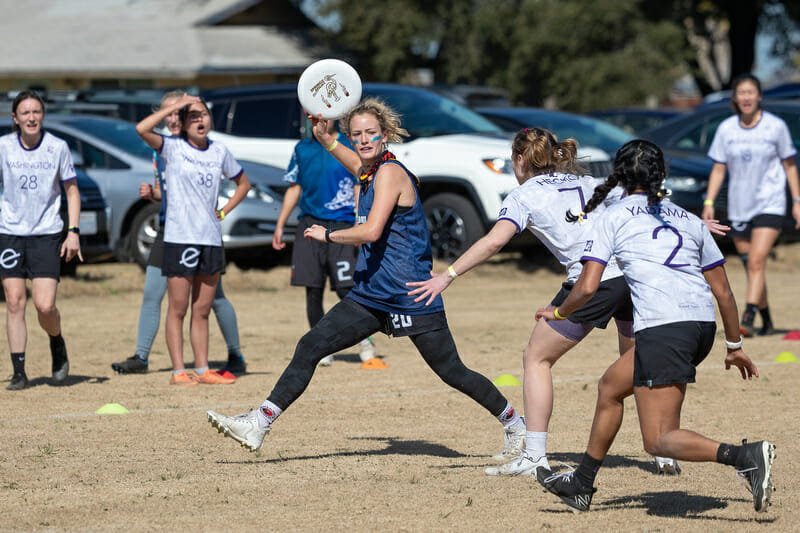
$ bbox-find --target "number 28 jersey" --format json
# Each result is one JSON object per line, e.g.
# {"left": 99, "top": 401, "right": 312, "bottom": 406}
{"left": 581, "top": 194, "right": 725, "bottom": 332}
{"left": 0, "top": 131, "right": 76, "bottom": 236}
{"left": 159, "top": 136, "right": 243, "bottom": 246}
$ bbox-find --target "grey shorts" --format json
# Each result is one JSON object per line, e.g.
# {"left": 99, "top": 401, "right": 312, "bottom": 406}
{"left": 291, "top": 215, "right": 358, "bottom": 290}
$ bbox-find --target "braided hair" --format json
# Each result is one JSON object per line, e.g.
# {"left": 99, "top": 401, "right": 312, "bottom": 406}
{"left": 566, "top": 139, "right": 667, "bottom": 222}
{"left": 512, "top": 127, "right": 583, "bottom": 177}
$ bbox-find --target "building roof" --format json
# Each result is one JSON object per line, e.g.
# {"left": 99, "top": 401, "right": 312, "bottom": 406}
{"left": 0, "top": 0, "right": 323, "bottom": 78}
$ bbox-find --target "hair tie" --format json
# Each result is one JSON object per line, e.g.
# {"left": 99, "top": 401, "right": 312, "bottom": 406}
{"left": 578, "top": 211, "right": 587, "bottom": 223}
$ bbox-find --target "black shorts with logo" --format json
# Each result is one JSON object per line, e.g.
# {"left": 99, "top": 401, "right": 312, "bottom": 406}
{"left": 162, "top": 242, "right": 224, "bottom": 277}
{"left": 633, "top": 321, "right": 716, "bottom": 387}
{"left": 291, "top": 215, "right": 358, "bottom": 290}
{"left": 729, "top": 214, "right": 784, "bottom": 239}
{"left": 550, "top": 276, "right": 633, "bottom": 328}
{"left": 0, "top": 233, "right": 62, "bottom": 280}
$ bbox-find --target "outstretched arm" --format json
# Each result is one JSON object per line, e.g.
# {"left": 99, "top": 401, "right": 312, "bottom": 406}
{"left": 406, "top": 220, "right": 518, "bottom": 306}
{"left": 536, "top": 260, "right": 604, "bottom": 321}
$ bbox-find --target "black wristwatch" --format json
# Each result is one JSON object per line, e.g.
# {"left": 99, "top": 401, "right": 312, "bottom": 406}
{"left": 68, "top": 226, "right": 80, "bottom": 235}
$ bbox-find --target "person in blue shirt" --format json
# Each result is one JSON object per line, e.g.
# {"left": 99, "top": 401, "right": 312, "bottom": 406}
{"left": 273, "top": 119, "right": 376, "bottom": 365}
{"left": 207, "top": 99, "right": 525, "bottom": 460}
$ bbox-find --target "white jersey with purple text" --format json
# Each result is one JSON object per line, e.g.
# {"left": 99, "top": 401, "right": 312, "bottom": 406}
{"left": 581, "top": 194, "right": 725, "bottom": 332}
{"left": 159, "top": 136, "right": 243, "bottom": 246}
{"left": 707, "top": 111, "right": 796, "bottom": 221}
{"left": 0, "top": 131, "right": 76, "bottom": 236}
{"left": 498, "top": 172, "right": 623, "bottom": 282}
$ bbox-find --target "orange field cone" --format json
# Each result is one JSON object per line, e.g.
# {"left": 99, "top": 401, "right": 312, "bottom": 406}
{"left": 783, "top": 330, "right": 800, "bottom": 341}
{"left": 360, "top": 357, "right": 388, "bottom": 369}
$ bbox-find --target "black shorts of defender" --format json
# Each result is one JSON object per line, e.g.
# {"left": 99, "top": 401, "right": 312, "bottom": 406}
{"left": 729, "top": 214, "right": 784, "bottom": 239}
{"left": 550, "top": 276, "right": 633, "bottom": 328}
{"left": 633, "top": 321, "right": 716, "bottom": 387}
{"left": 0, "top": 233, "right": 62, "bottom": 280}
{"left": 162, "top": 243, "right": 224, "bottom": 277}
{"left": 291, "top": 215, "right": 358, "bottom": 290}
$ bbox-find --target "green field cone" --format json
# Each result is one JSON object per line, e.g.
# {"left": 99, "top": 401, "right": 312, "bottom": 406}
{"left": 95, "top": 403, "right": 130, "bottom": 415}
{"left": 775, "top": 352, "right": 798, "bottom": 363}
{"left": 493, "top": 374, "right": 522, "bottom": 386}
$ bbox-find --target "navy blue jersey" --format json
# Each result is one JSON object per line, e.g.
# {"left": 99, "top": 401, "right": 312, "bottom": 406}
{"left": 347, "top": 160, "right": 444, "bottom": 315}
{"left": 153, "top": 151, "right": 167, "bottom": 226}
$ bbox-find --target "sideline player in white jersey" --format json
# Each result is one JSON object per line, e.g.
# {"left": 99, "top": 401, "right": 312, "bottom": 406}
{"left": 703, "top": 73, "right": 800, "bottom": 337}
{"left": 136, "top": 94, "right": 250, "bottom": 386}
{"left": 0, "top": 90, "right": 81, "bottom": 390}
{"left": 537, "top": 139, "right": 774, "bottom": 515}
{"left": 408, "top": 128, "right": 682, "bottom": 477}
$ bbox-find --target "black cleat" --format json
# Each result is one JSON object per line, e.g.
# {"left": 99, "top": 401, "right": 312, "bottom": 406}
{"left": 111, "top": 355, "right": 149, "bottom": 374}
{"left": 737, "top": 440, "right": 776, "bottom": 513}
{"left": 51, "top": 336, "right": 69, "bottom": 384}
{"left": 220, "top": 356, "right": 247, "bottom": 375}
{"left": 6, "top": 373, "right": 28, "bottom": 390}
{"left": 757, "top": 322, "right": 775, "bottom": 336}
{"left": 537, "top": 466, "right": 597, "bottom": 513}
{"left": 740, "top": 312, "right": 755, "bottom": 338}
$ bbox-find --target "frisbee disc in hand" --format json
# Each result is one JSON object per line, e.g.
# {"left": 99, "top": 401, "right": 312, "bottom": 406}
{"left": 297, "top": 59, "right": 362, "bottom": 119}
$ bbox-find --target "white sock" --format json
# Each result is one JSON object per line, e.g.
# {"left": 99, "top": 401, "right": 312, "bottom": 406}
{"left": 256, "top": 400, "right": 282, "bottom": 428}
{"left": 194, "top": 366, "right": 208, "bottom": 375}
{"left": 497, "top": 402, "right": 522, "bottom": 428}
{"left": 525, "top": 431, "right": 547, "bottom": 460}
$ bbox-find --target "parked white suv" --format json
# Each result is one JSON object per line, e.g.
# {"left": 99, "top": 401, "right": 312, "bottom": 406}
{"left": 204, "top": 83, "right": 610, "bottom": 259}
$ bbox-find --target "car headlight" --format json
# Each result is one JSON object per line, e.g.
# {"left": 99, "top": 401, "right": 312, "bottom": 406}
{"left": 219, "top": 179, "right": 275, "bottom": 203}
{"left": 482, "top": 158, "right": 513, "bottom": 174}
{"left": 664, "top": 176, "right": 702, "bottom": 192}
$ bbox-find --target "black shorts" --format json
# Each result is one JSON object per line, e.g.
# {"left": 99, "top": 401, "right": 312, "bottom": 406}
{"left": 342, "top": 297, "right": 449, "bottom": 338}
{"left": 147, "top": 230, "right": 165, "bottom": 268}
{"left": 633, "top": 321, "right": 716, "bottom": 387}
{"left": 550, "top": 276, "right": 633, "bottom": 328}
{"left": 162, "top": 242, "right": 224, "bottom": 277}
{"left": 729, "top": 214, "right": 784, "bottom": 239}
{"left": 291, "top": 215, "right": 358, "bottom": 290}
{"left": 0, "top": 233, "right": 62, "bottom": 280}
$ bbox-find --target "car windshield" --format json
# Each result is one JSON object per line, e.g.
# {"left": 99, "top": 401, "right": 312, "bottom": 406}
{"left": 495, "top": 110, "right": 634, "bottom": 153}
{"left": 364, "top": 86, "right": 503, "bottom": 139}
{"left": 63, "top": 117, "right": 153, "bottom": 160}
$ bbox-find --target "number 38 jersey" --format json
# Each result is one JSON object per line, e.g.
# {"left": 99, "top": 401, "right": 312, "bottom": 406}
{"left": 581, "top": 194, "right": 725, "bottom": 332}
{"left": 159, "top": 136, "right": 243, "bottom": 246}
{"left": 0, "top": 131, "right": 76, "bottom": 236}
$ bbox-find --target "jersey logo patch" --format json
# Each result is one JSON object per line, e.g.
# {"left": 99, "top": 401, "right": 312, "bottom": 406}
{"left": 0, "top": 248, "right": 21, "bottom": 269}
{"left": 499, "top": 208, "right": 507, "bottom": 217}
{"left": 584, "top": 240, "right": 593, "bottom": 252}
{"left": 179, "top": 247, "right": 201, "bottom": 268}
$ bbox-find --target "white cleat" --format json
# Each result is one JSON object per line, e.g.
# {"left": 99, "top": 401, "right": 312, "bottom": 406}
{"left": 486, "top": 453, "right": 549, "bottom": 476}
{"left": 318, "top": 355, "right": 334, "bottom": 367}
{"left": 655, "top": 456, "right": 682, "bottom": 475}
{"left": 207, "top": 409, "right": 269, "bottom": 452}
{"left": 491, "top": 421, "right": 525, "bottom": 461}
{"left": 358, "top": 337, "right": 377, "bottom": 362}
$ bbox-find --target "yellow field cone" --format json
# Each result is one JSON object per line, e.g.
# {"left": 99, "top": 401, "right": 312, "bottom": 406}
{"left": 775, "top": 352, "right": 798, "bottom": 363}
{"left": 492, "top": 374, "right": 522, "bottom": 386}
{"left": 95, "top": 403, "right": 130, "bottom": 415}
{"left": 360, "top": 357, "right": 388, "bottom": 369}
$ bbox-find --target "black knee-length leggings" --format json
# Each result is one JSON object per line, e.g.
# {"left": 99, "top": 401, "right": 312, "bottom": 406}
{"left": 267, "top": 298, "right": 507, "bottom": 417}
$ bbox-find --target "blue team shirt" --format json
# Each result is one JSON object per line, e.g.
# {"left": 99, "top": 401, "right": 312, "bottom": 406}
{"left": 347, "top": 160, "right": 444, "bottom": 315}
{"left": 283, "top": 134, "right": 357, "bottom": 222}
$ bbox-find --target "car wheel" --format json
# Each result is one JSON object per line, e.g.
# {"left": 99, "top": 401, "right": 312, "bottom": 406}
{"left": 423, "top": 193, "right": 484, "bottom": 261}
{"left": 129, "top": 203, "right": 161, "bottom": 269}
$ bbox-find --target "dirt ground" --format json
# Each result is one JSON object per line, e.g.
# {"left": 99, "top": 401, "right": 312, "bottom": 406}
{"left": 1, "top": 242, "right": 799, "bottom": 532}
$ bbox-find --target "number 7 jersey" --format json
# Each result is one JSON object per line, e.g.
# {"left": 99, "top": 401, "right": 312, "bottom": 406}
{"left": 581, "top": 194, "right": 726, "bottom": 333}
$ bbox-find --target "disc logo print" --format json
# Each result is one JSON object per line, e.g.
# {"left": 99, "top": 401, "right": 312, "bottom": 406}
{"left": 179, "top": 247, "right": 201, "bottom": 268}
{"left": 0, "top": 248, "right": 21, "bottom": 269}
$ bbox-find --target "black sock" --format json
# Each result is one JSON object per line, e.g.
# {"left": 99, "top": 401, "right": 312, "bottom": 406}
{"left": 49, "top": 334, "right": 66, "bottom": 363}
{"left": 716, "top": 443, "right": 743, "bottom": 467}
{"left": 228, "top": 351, "right": 243, "bottom": 362}
{"left": 10, "top": 352, "right": 25, "bottom": 375}
{"left": 759, "top": 306, "right": 772, "bottom": 326}
{"left": 575, "top": 453, "right": 603, "bottom": 487}
{"left": 743, "top": 303, "right": 758, "bottom": 322}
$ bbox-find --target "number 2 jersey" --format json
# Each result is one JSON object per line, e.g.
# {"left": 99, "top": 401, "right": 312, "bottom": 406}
{"left": 158, "top": 135, "right": 243, "bottom": 246}
{"left": 581, "top": 194, "right": 726, "bottom": 332}
{"left": 497, "top": 172, "right": 623, "bottom": 282}
{"left": 0, "top": 131, "right": 76, "bottom": 236}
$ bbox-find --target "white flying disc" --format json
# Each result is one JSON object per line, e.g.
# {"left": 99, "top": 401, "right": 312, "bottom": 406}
{"left": 297, "top": 59, "right": 362, "bottom": 120}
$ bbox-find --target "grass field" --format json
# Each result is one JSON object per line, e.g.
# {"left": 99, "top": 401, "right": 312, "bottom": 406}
{"left": 1, "top": 244, "right": 798, "bottom": 532}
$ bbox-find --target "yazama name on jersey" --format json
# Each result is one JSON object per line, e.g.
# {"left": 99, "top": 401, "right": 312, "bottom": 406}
{"left": 625, "top": 204, "right": 689, "bottom": 219}
{"left": 6, "top": 160, "right": 57, "bottom": 170}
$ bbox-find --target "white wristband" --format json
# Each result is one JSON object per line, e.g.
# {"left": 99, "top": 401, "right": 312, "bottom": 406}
{"left": 725, "top": 337, "right": 743, "bottom": 350}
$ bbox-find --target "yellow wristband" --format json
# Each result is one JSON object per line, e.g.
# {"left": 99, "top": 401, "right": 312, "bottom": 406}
{"left": 447, "top": 265, "right": 458, "bottom": 279}
{"left": 326, "top": 140, "right": 339, "bottom": 152}
{"left": 553, "top": 307, "right": 566, "bottom": 320}
{"left": 218, "top": 209, "right": 226, "bottom": 220}
{"left": 703, "top": 199, "right": 713, "bottom": 206}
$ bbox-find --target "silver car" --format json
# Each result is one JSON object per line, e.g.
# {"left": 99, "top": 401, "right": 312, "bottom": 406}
{"left": 0, "top": 114, "right": 298, "bottom": 268}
